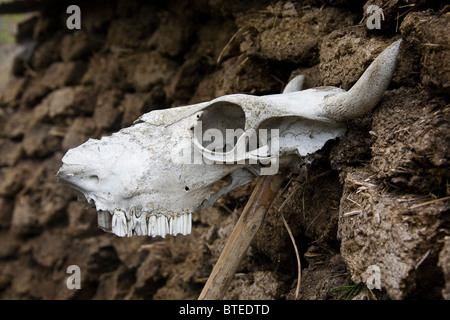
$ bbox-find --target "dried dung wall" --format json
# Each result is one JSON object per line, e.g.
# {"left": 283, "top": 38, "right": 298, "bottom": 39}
{"left": 0, "top": 0, "right": 448, "bottom": 299}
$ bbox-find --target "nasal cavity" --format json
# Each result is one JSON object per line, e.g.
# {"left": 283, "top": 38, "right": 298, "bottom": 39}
{"left": 88, "top": 175, "right": 99, "bottom": 183}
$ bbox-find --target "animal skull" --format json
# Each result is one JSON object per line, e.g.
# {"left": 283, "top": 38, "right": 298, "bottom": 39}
{"left": 56, "top": 39, "right": 401, "bottom": 238}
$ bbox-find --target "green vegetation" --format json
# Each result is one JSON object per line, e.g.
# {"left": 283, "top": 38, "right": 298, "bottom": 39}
{"left": 327, "top": 284, "right": 364, "bottom": 300}
{"left": 0, "top": 0, "right": 30, "bottom": 44}
{"left": 0, "top": 15, "right": 17, "bottom": 43}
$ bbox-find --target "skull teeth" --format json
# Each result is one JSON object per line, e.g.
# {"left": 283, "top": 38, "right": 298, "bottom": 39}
{"left": 106, "top": 209, "right": 192, "bottom": 238}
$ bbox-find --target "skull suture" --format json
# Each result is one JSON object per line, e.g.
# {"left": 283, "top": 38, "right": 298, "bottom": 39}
{"left": 57, "top": 40, "right": 402, "bottom": 238}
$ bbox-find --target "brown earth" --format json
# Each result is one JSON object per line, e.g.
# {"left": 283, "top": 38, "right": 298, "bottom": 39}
{"left": 0, "top": 0, "right": 448, "bottom": 300}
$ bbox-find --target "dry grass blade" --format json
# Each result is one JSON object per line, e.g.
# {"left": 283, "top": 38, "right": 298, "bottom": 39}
{"left": 410, "top": 196, "right": 450, "bottom": 209}
{"left": 198, "top": 174, "right": 284, "bottom": 300}
{"left": 217, "top": 27, "right": 244, "bottom": 64}
{"left": 279, "top": 210, "right": 301, "bottom": 299}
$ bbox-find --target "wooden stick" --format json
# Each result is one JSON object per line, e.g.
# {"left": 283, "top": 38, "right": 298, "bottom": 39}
{"left": 198, "top": 174, "right": 284, "bottom": 300}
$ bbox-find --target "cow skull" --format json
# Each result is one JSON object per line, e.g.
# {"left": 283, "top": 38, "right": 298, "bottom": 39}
{"left": 56, "top": 39, "right": 401, "bottom": 238}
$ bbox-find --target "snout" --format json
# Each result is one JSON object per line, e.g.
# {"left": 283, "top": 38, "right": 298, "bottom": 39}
{"left": 56, "top": 164, "right": 100, "bottom": 194}
{"left": 56, "top": 138, "right": 107, "bottom": 194}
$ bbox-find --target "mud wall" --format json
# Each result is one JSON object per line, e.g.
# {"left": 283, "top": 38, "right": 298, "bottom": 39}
{"left": 0, "top": 0, "right": 448, "bottom": 299}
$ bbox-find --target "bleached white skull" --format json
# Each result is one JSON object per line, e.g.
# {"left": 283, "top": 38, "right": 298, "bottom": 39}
{"left": 57, "top": 40, "right": 401, "bottom": 238}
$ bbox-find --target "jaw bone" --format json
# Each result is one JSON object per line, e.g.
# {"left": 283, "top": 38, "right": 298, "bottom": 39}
{"left": 56, "top": 39, "right": 402, "bottom": 238}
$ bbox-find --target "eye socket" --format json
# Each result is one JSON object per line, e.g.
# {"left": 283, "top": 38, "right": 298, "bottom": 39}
{"left": 197, "top": 102, "right": 245, "bottom": 150}
{"left": 185, "top": 186, "right": 190, "bottom": 191}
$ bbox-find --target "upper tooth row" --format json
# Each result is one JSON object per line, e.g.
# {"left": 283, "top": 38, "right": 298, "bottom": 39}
{"left": 103, "top": 210, "right": 192, "bottom": 238}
